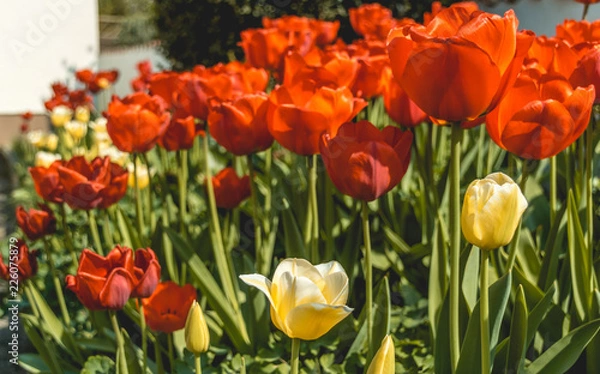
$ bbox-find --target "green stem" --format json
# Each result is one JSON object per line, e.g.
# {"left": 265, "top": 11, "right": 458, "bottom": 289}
{"left": 133, "top": 153, "right": 145, "bottom": 242}
{"left": 110, "top": 311, "right": 129, "bottom": 374}
{"left": 88, "top": 210, "right": 104, "bottom": 256}
{"left": 290, "top": 338, "right": 301, "bottom": 374}
{"left": 168, "top": 333, "right": 175, "bottom": 374}
{"left": 308, "top": 155, "right": 319, "bottom": 264}
{"left": 586, "top": 114, "right": 595, "bottom": 257}
{"left": 324, "top": 173, "right": 335, "bottom": 261}
{"left": 476, "top": 124, "right": 486, "bottom": 177}
{"left": 59, "top": 203, "right": 79, "bottom": 268}
{"left": 178, "top": 150, "right": 189, "bottom": 235}
{"left": 247, "top": 155, "right": 265, "bottom": 274}
{"left": 154, "top": 333, "right": 165, "bottom": 374}
{"left": 362, "top": 201, "right": 373, "bottom": 358}
{"left": 102, "top": 209, "right": 114, "bottom": 249}
{"left": 505, "top": 162, "right": 529, "bottom": 272}
{"left": 43, "top": 238, "right": 70, "bottom": 326}
{"left": 202, "top": 135, "right": 249, "bottom": 341}
{"left": 139, "top": 301, "right": 148, "bottom": 374}
{"left": 449, "top": 124, "right": 463, "bottom": 372}
{"left": 583, "top": 3, "right": 590, "bottom": 20}
{"left": 194, "top": 354, "right": 202, "bottom": 374}
{"left": 141, "top": 152, "right": 155, "bottom": 233}
{"left": 550, "top": 156, "right": 557, "bottom": 226}
{"left": 480, "top": 250, "right": 491, "bottom": 374}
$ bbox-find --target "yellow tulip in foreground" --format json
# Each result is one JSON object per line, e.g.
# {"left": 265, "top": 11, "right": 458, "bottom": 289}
{"left": 461, "top": 172, "right": 528, "bottom": 250}
{"left": 367, "top": 335, "right": 395, "bottom": 374}
{"left": 185, "top": 300, "right": 210, "bottom": 354}
{"left": 240, "top": 258, "right": 353, "bottom": 340}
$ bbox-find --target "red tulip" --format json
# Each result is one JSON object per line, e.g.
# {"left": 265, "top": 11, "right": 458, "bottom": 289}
{"left": 57, "top": 156, "right": 128, "bottom": 210}
{"left": 15, "top": 204, "right": 56, "bottom": 241}
{"left": 423, "top": 1, "right": 479, "bottom": 25}
{"left": 29, "top": 160, "right": 65, "bottom": 203}
{"left": 66, "top": 246, "right": 137, "bottom": 310}
{"left": 131, "top": 60, "right": 153, "bottom": 92}
{"left": 570, "top": 45, "right": 600, "bottom": 103}
{"left": 208, "top": 93, "right": 272, "bottom": 155}
{"left": 0, "top": 240, "right": 38, "bottom": 282}
{"left": 387, "top": 5, "right": 533, "bottom": 123}
{"left": 282, "top": 49, "right": 360, "bottom": 90}
{"left": 212, "top": 168, "right": 251, "bottom": 209}
{"left": 106, "top": 92, "right": 170, "bottom": 153}
{"left": 267, "top": 80, "right": 366, "bottom": 155}
{"left": 556, "top": 19, "right": 600, "bottom": 46}
{"left": 160, "top": 116, "right": 203, "bottom": 151}
{"left": 524, "top": 36, "right": 579, "bottom": 77}
{"left": 382, "top": 68, "right": 428, "bottom": 127}
{"left": 320, "top": 120, "right": 413, "bottom": 201}
{"left": 349, "top": 3, "right": 413, "bottom": 41}
{"left": 240, "top": 28, "right": 291, "bottom": 71}
{"left": 142, "top": 281, "right": 196, "bottom": 333}
{"left": 486, "top": 70, "right": 595, "bottom": 159}
{"left": 196, "top": 61, "right": 269, "bottom": 95}
{"left": 76, "top": 69, "right": 119, "bottom": 93}
{"left": 131, "top": 248, "right": 161, "bottom": 298}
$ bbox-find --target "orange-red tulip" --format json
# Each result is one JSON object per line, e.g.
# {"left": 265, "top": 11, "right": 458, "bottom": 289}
{"left": 282, "top": 49, "right": 359, "bottom": 90}
{"left": 267, "top": 81, "right": 366, "bottom": 155}
{"left": 382, "top": 68, "right": 428, "bottom": 127}
{"left": 570, "top": 45, "right": 600, "bottom": 103}
{"left": 66, "top": 246, "right": 137, "bottom": 310}
{"left": 486, "top": 70, "right": 595, "bottom": 159}
{"left": 0, "top": 240, "right": 38, "bottom": 282}
{"left": 262, "top": 15, "right": 339, "bottom": 47}
{"left": 387, "top": 5, "right": 533, "bottom": 123}
{"left": 212, "top": 168, "right": 251, "bottom": 209}
{"left": 16, "top": 204, "right": 56, "bottom": 241}
{"left": 76, "top": 69, "right": 119, "bottom": 93}
{"left": 423, "top": 1, "right": 479, "bottom": 25}
{"left": 556, "top": 19, "right": 600, "bottom": 46}
{"left": 106, "top": 92, "right": 170, "bottom": 153}
{"left": 131, "top": 60, "right": 153, "bottom": 92}
{"left": 143, "top": 281, "right": 196, "bottom": 333}
{"left": 131, "top": 248, "right": 161, "bottom": 299}
{"left": 349, "top": 4, "right": 412, "bottom": 41}
{"left": 320, "top": 120, "right": 413, "bottom": 201}
{"left": 29, "top": 160, "right": 65, "bottom": 203}
{"left": 524, "top": 36, "right": 579, "bottom": 77}
{"left": 160, "top": 116, "right": 204, "bottom": 151}
{"left": 208, "top": 93, "right": 272, "bottom": 155}
{"left": 240, "top": 28, "right": 291, "bottom": 71}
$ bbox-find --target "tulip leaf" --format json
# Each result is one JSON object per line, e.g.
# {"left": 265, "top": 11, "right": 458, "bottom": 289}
{"left": 116, "top": 206, "right": 142, "bottom": 250}
{"left": 462, "top": 245, "right": 479, "bottom": 314}
{"left": 433, "top": 289, "right": 452, "bottom": 374}
{"left": 167, "top": 228, "right": 251, "bottom": 353}
{"left": 18, "top": 353, "right": 52, "bottom": 373}
{"left": 567, "top": 190, "right": 592, "bottom": 322}
{"left": 538, "top": 205, "right": 567, "bottom": 291}
{"left": 515, "top": 228, "right": 541, "bottom": 283}
{"left": 150, "top": 217, "right": 179, "bottom": 283}
{"left": 525, "top": 319, "right": 600, "bottom": 374}
{"left": 428, "top": 217, "right": 447, "bottom": 343}
{"left": 455, "top": 271, "right": 512, "bottom": 374}
{"left": 505, "top": 285, "right": 528, "bottom": 374}
{"left": 526, "top": 283, "right": 557, "bottom": 349}
{"left": 21, "top": 316, "right": 64, "bottom": 374}
{"left": 371, "top": 276, "right": 391, "bottom": 357}
{"left": 280, "top": 197, "right": 306, "bottom": 259}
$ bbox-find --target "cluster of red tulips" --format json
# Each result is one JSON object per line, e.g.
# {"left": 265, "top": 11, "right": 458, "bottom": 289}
{"left": 5, "top": 0, "right": 600, "bottom": 373}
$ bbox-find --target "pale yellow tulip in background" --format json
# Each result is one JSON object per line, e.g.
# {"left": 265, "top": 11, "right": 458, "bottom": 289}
{"left": 185, "top": 300, "right": 210, "bottom": 354}
{"left": 461, "top": 172, "right": 528, "bottom": 250}
{"left": 240, "top": 258, "right": 353, "bottom": 341}
{"left": 367, "top": 335, "right": 395, "bottom": 374}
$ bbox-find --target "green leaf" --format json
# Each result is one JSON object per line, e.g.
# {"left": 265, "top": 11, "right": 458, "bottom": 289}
{"left": 150, "top": 217, "right": 179, "bottom": 282}
{"left": 280, "top": 197, "right": 306, "bottom": 259}
{"left": 81, "top": 355, "right": 116, "bottom": 374}
{"left": 429, "top": 217, "right": 447, "bottom": 343}
{"left": 505, "top": 285, "right": 528, "bottom": 374}
{"left": 567, "top": 190, "right": 592, "bottom": 321}
{"left": 525, "top": 319, "right": 600, "bottom": 374}
{"left": 434, "top": 289, "right": 452, "bottom": 374}
{"left": 21, "top": 316, "right": 63, "bottom": 374}
{"left": 116, "top": 206, "right": 142, "bottom": 249}
{"left": 121, "top": 329, "right": 143, "bottom": 374}
{"left": 526, "top": 283, "right": 557, "bottom": 349}
{"left": 167, "top": 228, "right": 251, "bottom": 353}
{"left": 371, "top": 276, "right": 391, "bottom": 356}
{"left": 462, "top": 245, "right": 479, "bottom": 314}
{"left": 456, "top": 271, "right": 512, "bottom": 374}
{"left": 18, "top": 353, "right": 51, "bottom": 373}
{"left": 538, "top": 205, "right": 567, "bottom": 291}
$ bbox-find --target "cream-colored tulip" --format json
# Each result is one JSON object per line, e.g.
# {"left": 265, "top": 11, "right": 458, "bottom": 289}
{"left": 185, "top": 300, "right": 210, "bottom": 354}
{"left": 74, "top": 106, "right": 90, "bottom": 123}
{"left": 50, "top": 105, "right": 72, "bottom": 127}
{"left": 240, "top": 258, "right": 353, "bottom": 340}
{"left": 100, "top": 146, "right": 128, "bottom": 167}
{"left": 90, "top": 117, "right": 107, "bottom": 133}
{"left": 128, "top": 162, "right": 150, "bottom": 190}
{"left": 44, "top": 133, "right": 59, "bottom": 151}
{"left": 367, "top": 335, "right": 395, "bottom": 374}
{"left": 65, "top": 120, "right": 88, "bottom": 141}
{"left": 461, "top": 172, "right": 528, "bottom": 250}
{"left": 26, "top": 130, "right": 45, "bottom": 148}
{"left": 35, "top": 151, "right": 62, "bottom": 168}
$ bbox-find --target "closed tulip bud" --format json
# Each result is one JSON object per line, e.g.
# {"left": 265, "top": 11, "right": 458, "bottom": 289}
{"left": 185, "top": 300, "right": 210, "bottom": 354}
{"left": 75, "top": 106, "right": 90, "bottom": 123}
{"left": 367, "top": 335, "right": 395, "bottom": 374}
{"left": 461, "top": 172, "right": 528, "bottom": 250}
{"left": 44, "top": 133, "right": 58, "bottom": 151}
{"left": 50, "top": 105, "right": 73, "bottom": 127}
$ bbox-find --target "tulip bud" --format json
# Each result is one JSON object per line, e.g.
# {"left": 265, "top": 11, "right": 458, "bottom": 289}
{"left": 461, "top": 172, "right": 528, "bottom": 250}
{"left": 50, "top": 105, "right": 73, "bottom": 127}
{"left": 44, "top": 133, "right": 59, "bottom": 151}
{"left": 366, "top": 335, "right": 395, "bottom": 374}
{"left": 185, "top": 300, "right": 210, "bottom": 354}
{"left": 75, "top": 106, "right": 90, "bottom": 123}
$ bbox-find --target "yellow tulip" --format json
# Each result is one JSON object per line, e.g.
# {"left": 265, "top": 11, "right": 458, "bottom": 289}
{"left": 128, "top": 162, "right": 150, "bottom": 190}
{"left": 185, "top": 300, "right": 210, "bottom": 354}
{"left": 35, "top": 151, "right": 62, "bottom": 168}
{"left": 100, "top": 146, "right": 128, "bottom": 167}
{"left": 461, "top": 172, "right": 528, "bottom": 250}
{"left": 90, "top": 117, "right": 107, "bottom": 133}
{"left": 65, "top": 120, "right": 88, "bottom": 141}
{"left": 240, "top": 258, "right": 353, "bottom": 340}
{"left": 75, "top": 106, "right": 90, "bottom": 123}
{"left": 366, "top": 335, "right": 395, "bottom": 374}
{"left": 44, "top": 133, "right": 59, "bottom": 152}
{"left": 50, "top": 105, "right": 72, "bottom": 127}
{"left": 26, "top": 130, "right": 45, "bottom": 148}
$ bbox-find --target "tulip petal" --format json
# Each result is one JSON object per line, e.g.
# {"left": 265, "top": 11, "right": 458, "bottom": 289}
{"left": 272, "top": 258, "right": 323, "bottom": 286}
{"left": 274, "top": 272, "right": 327, "bottom": 320}
{"left": 98, "top": 268, "right": 135, "bottom": 310}
{"left": 314, "top": 261, "right": 346, "bottom": 277}
{"left": 321, "top": 272, "right": 349, "bottom": 306}
{"left": 285, "top": 303, "right": 353, "bottom": 340}
{"left": 239, "top": 274, "right": 275, "bottom": 306}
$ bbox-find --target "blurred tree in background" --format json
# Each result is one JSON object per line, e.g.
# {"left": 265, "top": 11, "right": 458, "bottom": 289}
{"left": 152, "top": 0, "right": 519, "bottom": 70}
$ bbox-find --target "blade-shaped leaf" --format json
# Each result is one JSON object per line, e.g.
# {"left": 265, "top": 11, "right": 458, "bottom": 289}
{"left": 505, "top": 285, "right": 528, "bottom": 374}
{"left": 567, "top": 190, "right": 592, "bottom": 322}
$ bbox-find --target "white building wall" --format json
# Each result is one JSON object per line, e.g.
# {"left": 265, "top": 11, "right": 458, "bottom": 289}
{"left": 0, "top": 0, "right": 99, "bottom": 115}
